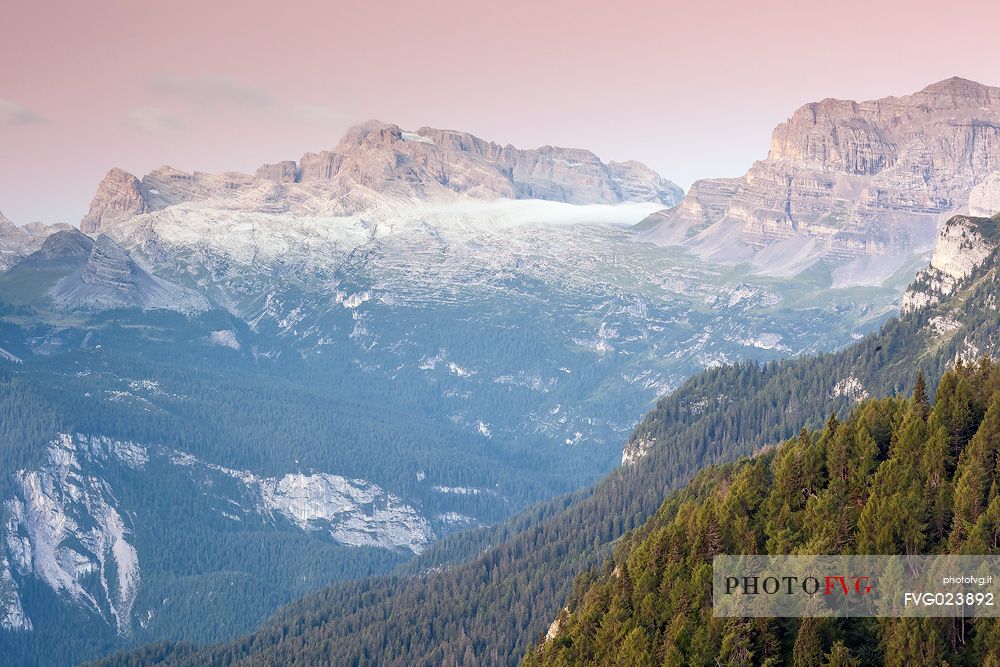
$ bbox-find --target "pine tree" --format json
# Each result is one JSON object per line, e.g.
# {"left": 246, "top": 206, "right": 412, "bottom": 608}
{"left": 821, "top": 641, "right": 859, "bottom": 667}
{"left": 913, "top": 371, "right": 930, "bottom": 419}
{"left": 717, "top": 619, "right": 754, "bottom": 667}
{"left": 792, "top": 618, "right": 826, "bottom": 667}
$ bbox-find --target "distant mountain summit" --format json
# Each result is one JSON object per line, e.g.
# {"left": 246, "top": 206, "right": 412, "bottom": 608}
{"left": 640, "top": 77, "right": 1000, "bottom": 283}
{"left": 80, "top": 121, "right": 682, "bottom": 234}
{"left": 0, "top": 210, "right": 71, "bottom": 271}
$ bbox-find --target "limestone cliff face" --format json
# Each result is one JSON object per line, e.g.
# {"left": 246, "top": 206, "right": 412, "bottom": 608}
{"left": 80, "top": 121, "right": 681, "bottom": 233}
{"left": 295, "top": 121, "right": 682, "bottom": 206}
{"left": 970, "top": 172, "right": 1000, "bottom": 217}
{"left": 902, "top": 214, "right": 1000, "bottom": 312}
{"left": 80, "top": 168, "right": 149, "bottom": 234}
{"left": 641, "top": 77, "right": 1000, "bottom": 279}
{"left": 255, "top": 160, "right": 298, "bottom": 184}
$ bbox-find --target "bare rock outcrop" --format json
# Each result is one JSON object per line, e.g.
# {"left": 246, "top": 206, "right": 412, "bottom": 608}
{"left": 902, "top": 214, "right": 1000, "bottom": 312}
{"left": 255, "top": 160, "right": 298, "bottom": 184}
{"left": 970, "top": 172, "right": 1000, "bottom": 217}
{"left": 80, "top": 168, "right": 149, "bottom": 234}
{"left": 0, "top": 210, "right": 72, "bottom": 270}
{"left": 50, "top": 235, "right": 208, "bottom": 313}
{"left": 641, "top": 77, "right": 1000, "bottom": 281}
{"left": 78, "top": 121, "right": 681, "bottom": 233}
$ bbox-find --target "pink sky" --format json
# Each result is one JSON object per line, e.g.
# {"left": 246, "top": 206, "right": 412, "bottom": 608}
{"left": 2, "top": 0, "right": 999, "bottom": 224}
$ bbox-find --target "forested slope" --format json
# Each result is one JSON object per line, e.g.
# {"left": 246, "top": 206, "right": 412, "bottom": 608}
{"left": 527, "top": 359, "right": 1000, "bottom": 666}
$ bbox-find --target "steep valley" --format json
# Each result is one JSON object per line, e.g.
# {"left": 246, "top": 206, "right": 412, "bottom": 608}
{"left": 2, "top": 82, "right": 1000, "bottom": 665}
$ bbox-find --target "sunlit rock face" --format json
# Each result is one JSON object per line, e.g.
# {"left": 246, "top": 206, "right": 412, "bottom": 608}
{"left": 640, "top": 77, "right": 1000, "bottom": 284}
{"left": 78, "top": 120, "right": 682, "bottom": 236}
{"left": 902, "top": 215, "right": 1000, "bottom": 312}
{"left": 621, "top": 437, "right": 653, "bottom": 466}
{"left": 80, "top": 168, "right": 149, "bottom": 234}
{"left": 970, "top": 172, "right": 1000, "bottom": 217}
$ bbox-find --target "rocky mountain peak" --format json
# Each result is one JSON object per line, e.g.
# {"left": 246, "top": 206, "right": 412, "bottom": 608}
{"left": 78, "top": 122, "right": 682, "bottom": 234}
{"left": 32, "top": 229, "right": 95, "bottom": 265}
{"left": 337, "top": 119, "right": 405, "bottom": 149}
{"left": 50, "top": 234, "right": 208, "bottom": 313}
{"left": 640, "top": 77, "right": 1000, "bottom": 285}
{"left": 915, "top": 76, "right": 1000, "bottom": 105}
{"left": 0, "top": 211, "right": 25, "bottom": 244}
{"left": 0, "top": 211, "right": 74, "bottom": 270}
{"left": 80, "top": 168, "right": 149, "bottom": 234}
{"left": 79, "top": 235, "right": 140, "bottom": 290}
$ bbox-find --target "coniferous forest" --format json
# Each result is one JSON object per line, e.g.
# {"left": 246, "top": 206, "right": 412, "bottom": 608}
{"left": 526, "top": 360, "right": 1000, "bottom": 666}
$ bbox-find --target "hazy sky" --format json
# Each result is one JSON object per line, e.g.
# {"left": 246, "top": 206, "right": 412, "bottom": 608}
{"left": 2, "top": 0, "right": 999, "bottom": 224}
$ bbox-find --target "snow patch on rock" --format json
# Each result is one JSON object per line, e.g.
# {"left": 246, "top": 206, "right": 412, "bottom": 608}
{"left": 432, "top": 485, "right": 487, "bottom": 496}
{"left": 447, "top": 362, "right": 476, "bottom": 378}
{"left": 433, "top": 512, "right": 480, "bottom": 530}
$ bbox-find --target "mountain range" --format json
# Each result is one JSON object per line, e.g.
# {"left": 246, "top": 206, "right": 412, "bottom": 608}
{"left": 2, "top": 78, "right": 1000, "bottom": 666}
{"left": 0, "top": 212, "right": 69, "bottom": 272}
{"left": 79, "top": 120, "right": 683, "bottom": 236}
{"left": 0, "top": 118, "right": 895, "bottom": 665}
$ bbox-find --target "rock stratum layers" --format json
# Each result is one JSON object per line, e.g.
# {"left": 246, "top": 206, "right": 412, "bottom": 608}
{"left": 49, "top": 234, "right": 209, "bottom": 313}
{"left": 79, "top": 121, "right": 682, "bottom": 234}
{"left": 640, "top": 77, "right": 1000, "bottom": 282}
{"left": 970, "top": 171, "right": 1000, "bottom": 217}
